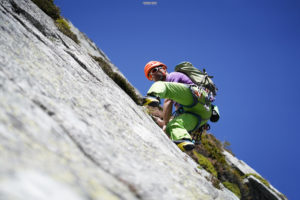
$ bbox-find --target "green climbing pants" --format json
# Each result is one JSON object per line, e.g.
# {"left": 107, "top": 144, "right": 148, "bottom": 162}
{"left": 147, "top": 81, "right": 212, "bottom": 141}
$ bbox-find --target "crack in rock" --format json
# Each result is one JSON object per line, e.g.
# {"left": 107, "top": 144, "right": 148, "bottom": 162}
{"left": 32, "top": 99, "right": 55, "bottom": 116}
{"left": 10, "top": 0, "right": 47, "bottom": 37}
{"left": 65, "top": 50, "right": 102, "bottom": 84}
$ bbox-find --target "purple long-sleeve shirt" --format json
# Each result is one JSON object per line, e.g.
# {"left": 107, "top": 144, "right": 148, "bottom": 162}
{"left": 166, "top": 72, "right": 194, "bottom": 85}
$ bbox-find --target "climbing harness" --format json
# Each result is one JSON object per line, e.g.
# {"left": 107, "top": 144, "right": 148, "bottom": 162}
{"left": 173, "top": 107, "right": 203, "bottom": 133}
{"left": 173, "top": 105, "right": 210, "bottom": 132}
{"left": 171, "top": 84, "right": 216, "bottom": 145}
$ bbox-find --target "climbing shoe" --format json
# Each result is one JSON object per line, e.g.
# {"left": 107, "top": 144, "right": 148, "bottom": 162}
{"left": 142, "top": 95, "right": 160, "bottom": 107}
{"left": 174, "top": 139, "right": 195, "bottom": 151}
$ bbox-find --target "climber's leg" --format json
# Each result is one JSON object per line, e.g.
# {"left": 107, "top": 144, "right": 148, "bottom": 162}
{"left": 166, "top": 113, "right": 199, "bottom": 140}
{"left": 166, "top": 113, "right": 198, "bottom": 151}
{"left": 147, "top": 81, "right": 194, "bottom": 106}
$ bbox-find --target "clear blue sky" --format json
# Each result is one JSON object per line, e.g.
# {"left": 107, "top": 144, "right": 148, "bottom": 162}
{"left": 55, "top": 0, "right": 299, "bottom": 199}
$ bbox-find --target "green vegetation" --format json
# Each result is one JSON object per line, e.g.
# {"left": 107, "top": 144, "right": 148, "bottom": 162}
{"left": 91, "top": 55, "right": 142, "bottom": 105}
{"left": 31, "top": 0, "right": 60, "bottom": 20}
{"left": 223, "top": 181, "right": 241, "bottom": 199}
{"left": 31, "top": 0, "right": 79, "bottom": 43}
{"left": 243, "top": 173, "right": 270, "bottom": 188}
{"left": 200, "top": 132, "right": 227, "bottom": 166}
{"left": 194, "top": 150, "right": 217, "bottom": 177}
{"left": 191, "top": 132, "right": 279, "bottom": 199}
{"left": 55, "top": 18, "right": 79, "bottom": 43}
{"left": 191, "top": 132, "right": 281, "bottom": 199}
{"left": 190, "top": 132, "right": 249, "bottom": 198}
{"left": 223, "top": 141, "right": 234, "bottom": 156}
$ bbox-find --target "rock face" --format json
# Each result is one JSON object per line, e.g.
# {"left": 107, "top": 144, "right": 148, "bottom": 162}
{"left": 0, "top": 0, "right": 285, "bottom": 200}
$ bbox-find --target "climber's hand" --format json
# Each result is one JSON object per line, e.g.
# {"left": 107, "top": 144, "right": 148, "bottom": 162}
{"left": 152, "top": 116, "right": 164, "bottom": 128}
{"left": 162, "top": 125, "right": 167, "bottom": 133}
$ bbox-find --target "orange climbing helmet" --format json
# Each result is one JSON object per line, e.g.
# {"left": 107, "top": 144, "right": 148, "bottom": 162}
{"left": 144, "top": 61, "right": 167, "bottom": 80}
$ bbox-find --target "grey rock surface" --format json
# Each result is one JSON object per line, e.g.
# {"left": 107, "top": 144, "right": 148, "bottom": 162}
{"left": 223, "top": 151, "right": 287, "bottom": 200}
{"left": 0, "top": 0, "right": 238, "bottom": 199}
{"left": 246, "top": 175, "right": 286, "bottom": 200}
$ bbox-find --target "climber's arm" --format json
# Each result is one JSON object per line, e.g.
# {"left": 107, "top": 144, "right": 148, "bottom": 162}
{"left": 162, "top": 98, "right": 173, "bottom": 131}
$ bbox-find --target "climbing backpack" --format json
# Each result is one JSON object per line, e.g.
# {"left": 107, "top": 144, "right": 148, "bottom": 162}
{"left": 175, "top": 62, "right": 218, "bottom": 96}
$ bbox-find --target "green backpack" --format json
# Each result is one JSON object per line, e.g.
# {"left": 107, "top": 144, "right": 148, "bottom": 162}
{"left": 175, "top": 62, "right": 218, "bottom": 96}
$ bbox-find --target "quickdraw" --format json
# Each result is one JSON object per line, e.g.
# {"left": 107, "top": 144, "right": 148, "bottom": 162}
{"left": 192, "top": 123, "right": 210, "bottom": 145}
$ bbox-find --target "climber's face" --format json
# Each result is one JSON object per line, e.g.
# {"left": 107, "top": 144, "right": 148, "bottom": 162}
{"left": 150, "top": 66, "right": 167, "bottom": 81}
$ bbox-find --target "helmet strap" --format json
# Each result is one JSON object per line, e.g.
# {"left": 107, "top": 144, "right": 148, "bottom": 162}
{"left": 161, "top": 70, "right": 167, "bottom": 81}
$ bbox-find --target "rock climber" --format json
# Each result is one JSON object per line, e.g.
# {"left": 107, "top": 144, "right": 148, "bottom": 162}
{"left": 143, "top": 61, "right": 213, "bottom": 151}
